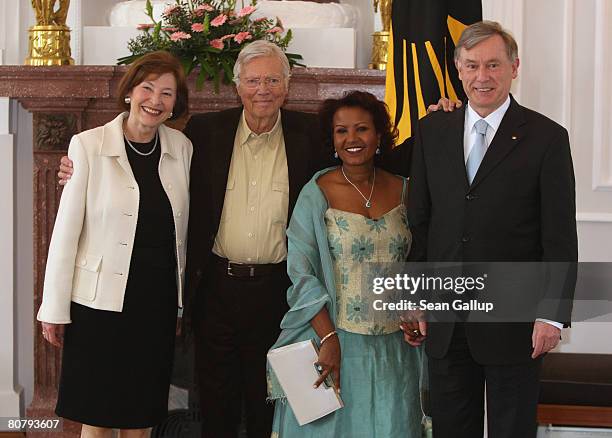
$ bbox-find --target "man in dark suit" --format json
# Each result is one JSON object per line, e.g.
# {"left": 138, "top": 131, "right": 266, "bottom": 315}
{"left": 182, "top": 41, "right": 334, "bottom": 438}
{"left": 405, "top": 21, "right": 577, "bottom": 438}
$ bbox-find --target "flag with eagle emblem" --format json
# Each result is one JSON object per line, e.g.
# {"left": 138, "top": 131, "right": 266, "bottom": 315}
{"left": 385, "top": 0, "right": 482, "bottom": 144}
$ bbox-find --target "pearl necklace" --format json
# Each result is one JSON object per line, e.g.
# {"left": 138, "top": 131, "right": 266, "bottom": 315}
{"left": 124, "top": 130, "right": 158, "bottom": 156}
{"left": 341, "top": 166, "right": 376, "bottom": 208}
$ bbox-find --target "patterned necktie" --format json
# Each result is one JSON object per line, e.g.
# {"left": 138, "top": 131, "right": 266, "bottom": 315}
{"left": 466, "top": 119, "right": 489, "bottom": 184}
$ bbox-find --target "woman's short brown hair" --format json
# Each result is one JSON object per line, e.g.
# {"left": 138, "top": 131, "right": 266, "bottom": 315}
{"left": 116, "top": 51, "right": 189, "bottom": 120}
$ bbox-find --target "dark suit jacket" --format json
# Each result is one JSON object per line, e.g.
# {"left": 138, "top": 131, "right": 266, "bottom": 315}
{"left": 408, "top": 96, "right": 578, "bottom": 364}
{"left": 182, "top": 107, "right": 334, "bottom": 324}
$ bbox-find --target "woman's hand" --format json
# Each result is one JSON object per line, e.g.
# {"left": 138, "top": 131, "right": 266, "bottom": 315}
{"left": 314, "top": 335, "right": 341, "bottom": 392}
{"left": 400, "top": 320, "right": 427, "bottom": 346}
{"left": 41, "top": 322, "right": 65, "bottom": 348}
{"left": 310, "top": 308, "right": 340, "bottom": 391}
{"left": 400, "top": 312, "right": 427, "bottom": 347}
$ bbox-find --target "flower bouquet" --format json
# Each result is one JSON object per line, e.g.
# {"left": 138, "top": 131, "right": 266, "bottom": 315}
{"left": 118, "top": 0, "right": 303, "bottom": 91}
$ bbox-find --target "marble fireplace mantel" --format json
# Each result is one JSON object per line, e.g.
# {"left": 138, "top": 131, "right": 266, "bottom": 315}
{"left": 0, "top": 66, "right": 385, "bottom": 124}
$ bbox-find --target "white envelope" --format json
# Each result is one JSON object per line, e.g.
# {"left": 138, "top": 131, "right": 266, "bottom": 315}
{"left": 267, "top": 340, "right": 344, "bottom": 426}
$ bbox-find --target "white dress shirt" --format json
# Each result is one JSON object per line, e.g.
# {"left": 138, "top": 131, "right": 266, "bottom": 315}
{"left": 463, "top": 96, "right": 511, "bottom": 164}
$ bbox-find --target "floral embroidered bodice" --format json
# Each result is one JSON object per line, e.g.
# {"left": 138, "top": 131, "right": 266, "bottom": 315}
{"left": 324, "top": 204, "right": 411, "bottom": 335}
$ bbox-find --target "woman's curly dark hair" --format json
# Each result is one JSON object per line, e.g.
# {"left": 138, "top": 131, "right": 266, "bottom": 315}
{"left": 319, "top": 90, "right": 399, "bottom": 158}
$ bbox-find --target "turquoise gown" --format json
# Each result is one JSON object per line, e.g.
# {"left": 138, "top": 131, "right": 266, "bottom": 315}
{"left": 269, "top": 168, "right": 424, "bottom": 438}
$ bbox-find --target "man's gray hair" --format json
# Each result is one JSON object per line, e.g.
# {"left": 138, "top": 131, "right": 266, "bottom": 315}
{"left": 233, "top": 40, "right": 291, "bottom": 88}
{"left": 454, "top": 20, "right": 518, "bottom": 63}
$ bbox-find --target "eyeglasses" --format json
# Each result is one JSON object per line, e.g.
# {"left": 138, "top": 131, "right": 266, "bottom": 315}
{"left": 241, "top": 76, "right": 284, "bottom": 89}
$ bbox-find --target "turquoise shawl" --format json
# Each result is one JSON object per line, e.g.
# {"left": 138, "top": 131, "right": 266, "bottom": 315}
{"left": 267, "top": 167, "right": 338, "bottom": 401}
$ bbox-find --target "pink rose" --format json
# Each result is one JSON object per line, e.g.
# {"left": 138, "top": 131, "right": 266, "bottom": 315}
{"left": 266, "top": 26, "right": 283, "bottom": 34}
{"left": 163, "top": 5, "right": 179, "bottom": 16}
{"left": 233, "top": 31, "right": 252, "bottom": 44}
{"left": 210, "top": 38, "right": 224, "bottom": 50}
{"left": 170, "top": 31, "right": 192, "bottom": 42}
{"left": 137, "top": 23, "right": 154, "bottom": 30}
{"left": 220, "top": 34, "right": 236, "bottom": 41}
{"left": 237, "top": 6, "right": 257, "bottom": 17}
{"left": 210, "top": 14, "right": 227, "bottom": 27}
{"left": 191, "top": 23, "right": 205, "bottom": 32}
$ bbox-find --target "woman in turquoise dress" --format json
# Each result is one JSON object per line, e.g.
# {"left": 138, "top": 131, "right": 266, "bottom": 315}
{"left": 268, "top": 91, "right": 425, "bottom": 437}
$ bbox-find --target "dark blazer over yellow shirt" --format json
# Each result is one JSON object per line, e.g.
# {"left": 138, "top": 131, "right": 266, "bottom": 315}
{"left": 182, "top": 107, "right": 333, "bottom": 322}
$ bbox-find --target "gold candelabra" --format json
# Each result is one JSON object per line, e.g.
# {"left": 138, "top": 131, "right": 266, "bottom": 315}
{"left": 25, "top": 0, "right": 74, "bottom": 66}
{"left": 369, "top": 0, "right": 392, "bottom": 70}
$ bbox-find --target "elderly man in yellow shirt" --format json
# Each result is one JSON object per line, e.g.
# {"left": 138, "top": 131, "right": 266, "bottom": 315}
{"left": 182, "top": 41, "right": 333, "bottom": 438}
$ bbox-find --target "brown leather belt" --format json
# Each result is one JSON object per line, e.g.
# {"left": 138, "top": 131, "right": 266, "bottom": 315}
{"left": 211, "top": 254, "right": 285, "bottom": 278}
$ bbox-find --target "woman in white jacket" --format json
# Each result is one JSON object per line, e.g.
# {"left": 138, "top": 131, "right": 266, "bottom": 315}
{"left": 37, "top": 51, "right": 192, "bottom": 438}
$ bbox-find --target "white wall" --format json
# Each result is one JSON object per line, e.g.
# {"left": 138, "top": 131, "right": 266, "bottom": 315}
{"left": 14, "top": 104, "right": 34, "bottom": 415}
{"left": 82, "top": 0, "right": 125, "bottom": 26}
{"left": 1, "top": 0, "right": 32, "bottom": 65}
{"left": 340, "top": 0, "right": 374, "bottom": 69}
{"left": 0, "top": 98, "right": 22, "bottom": 419}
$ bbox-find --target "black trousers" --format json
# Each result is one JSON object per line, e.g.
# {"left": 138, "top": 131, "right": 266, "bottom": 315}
{"left": 428, "top": 323, "right": 542, "bottom": 438}
{"left": 194, "top": 258, "right": 290, "bottom": 438}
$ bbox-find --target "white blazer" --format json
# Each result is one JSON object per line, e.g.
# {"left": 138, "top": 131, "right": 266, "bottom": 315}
{"left": 37, "top": 113, "right": 192, "bottom": 324}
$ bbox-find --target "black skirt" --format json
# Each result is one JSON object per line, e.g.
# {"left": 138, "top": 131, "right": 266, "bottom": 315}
{"left": 56, "top": 136, "right": 178, "bottom": 429}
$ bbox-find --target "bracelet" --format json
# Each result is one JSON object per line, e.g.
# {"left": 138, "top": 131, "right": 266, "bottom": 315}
{"left": 320, "top": 330, "right": 337, "bottom": 346}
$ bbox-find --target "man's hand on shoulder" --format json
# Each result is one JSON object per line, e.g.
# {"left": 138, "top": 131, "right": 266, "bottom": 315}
{"left": 58, "top": 156, "right": 73, "bottom": 186}
{"left": 427, "top": 97, "right": 463, "bottom": 114}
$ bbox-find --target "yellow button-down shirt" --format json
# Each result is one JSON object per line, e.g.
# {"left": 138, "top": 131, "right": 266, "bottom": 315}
{"left": 212, "top": 111, "right": 289, "bottom": 264}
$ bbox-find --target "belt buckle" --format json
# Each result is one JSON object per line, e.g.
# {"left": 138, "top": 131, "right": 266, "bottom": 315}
{"left": 227, "top": 261, "right": 235, "bottom": 277}
{"left": 227, "top": 261, "right": 257, "bottom": 277}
